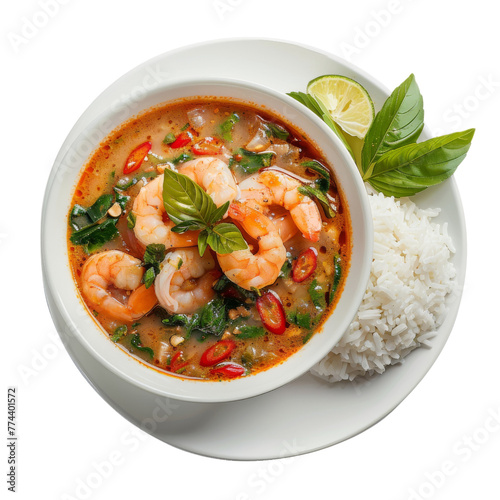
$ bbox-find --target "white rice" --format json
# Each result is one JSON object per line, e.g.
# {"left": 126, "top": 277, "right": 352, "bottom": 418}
{"left": 311, "top": 189, "right": 457, "bottom": 382}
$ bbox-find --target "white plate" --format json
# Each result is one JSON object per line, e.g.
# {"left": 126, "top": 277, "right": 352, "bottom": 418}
{"left": 48, "top": 38, "right": 466, "bottom": 460}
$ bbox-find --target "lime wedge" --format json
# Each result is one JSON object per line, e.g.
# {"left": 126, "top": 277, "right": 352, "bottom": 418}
{"left": 307, "top": 75, "right": 374, "bottom": 139}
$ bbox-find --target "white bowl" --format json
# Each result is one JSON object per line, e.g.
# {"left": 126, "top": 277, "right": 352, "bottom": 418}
{"left": 41, "top": 78, "right": 373, "bottom": 403}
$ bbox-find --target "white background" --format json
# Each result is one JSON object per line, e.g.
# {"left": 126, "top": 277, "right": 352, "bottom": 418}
{"left": 3, "top": 1, "right": 500, "bottom": 499}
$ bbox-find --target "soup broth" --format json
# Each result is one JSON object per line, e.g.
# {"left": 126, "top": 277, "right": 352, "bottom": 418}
{"left": 68, "top": 98, "right": 351, "bottom": 381}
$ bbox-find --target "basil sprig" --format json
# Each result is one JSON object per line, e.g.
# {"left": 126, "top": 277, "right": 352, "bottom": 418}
{"left": 162, "top": 169, "right": 247, "bottom": 256}
{"left": 289, "top": 74, "right": 475, "bottom": 198}
{"left": 361, "top": 74, "right": 424, "bottom": 169}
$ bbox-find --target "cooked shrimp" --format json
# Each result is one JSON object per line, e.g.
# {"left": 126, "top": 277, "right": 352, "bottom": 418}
{"left": 81, "top": 250, "right": 157, "bottom": 322}
{"left": 177, "top": 157, "right": 239, "bottom": 209}
{"left": 217, "top": 202, "right": 286, "bottom": 290}
{"left": 132, "top": 175, "right": 198, "bottom": 248}
{"left": 242, "top": 201, "right": 299, "bottom": 243}
{"left": 155, "top": 248, "right": 220, "bottom": 314}
{"left": 239, "top": 171, "right": 322, "bottom": 242}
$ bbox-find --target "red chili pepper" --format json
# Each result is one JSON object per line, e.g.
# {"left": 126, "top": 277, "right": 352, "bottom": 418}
{"left": 256, "top": 291, "right": 286, "bottom": 335}
{"left": 200, "top": 340, "right": 236, "bottom": 367}
{"left": 169, "top": 351, "right": 189, "bottom": 373}
{"left": 169, "top": 128, "right": 196, "bottom": 149}
{"left": 123, "top": 141, "right": 151, "bottom": 174}
{"left": 292, "top": 248, "right": 318, "bottom": 283}
{"left": 211, "top": 363, "right": 245, "bottom": 378}
{"left": 191, "top": 136, "right": 222, "bottom": 155}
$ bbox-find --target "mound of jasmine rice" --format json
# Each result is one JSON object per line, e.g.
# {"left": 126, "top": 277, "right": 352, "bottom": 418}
{"left": 311, "top": 189, "right": 457, "bottom": 382}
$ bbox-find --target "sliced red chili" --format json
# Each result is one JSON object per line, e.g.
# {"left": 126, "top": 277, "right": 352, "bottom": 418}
{"left": 169, "top": 351, "right": 189, "bottom": 373}
{"left": 169, "top": 128, "right": 196, "bottom": 149}
{"left": 256, "top": 291, "right": 286, "bottom": 335}
{"left": 211, "top": 363, "right": 245, "bottom": 379}
{"left": 191, "top": 136, "right": 222, "bottom": 155}
{"left": 200, "top": 340, "right": 236, "bottom": 367}
{"left": 123, "top": 141, "right": 151, "bottom": 174}
{"left": 292, "top": 248, "right": 318, "bottom": 283}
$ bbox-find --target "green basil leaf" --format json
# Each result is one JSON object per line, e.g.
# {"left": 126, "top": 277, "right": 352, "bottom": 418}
{"left": 162, "top": 169, "right": 217, "bottom": 226}
{"left": 329, "top": 254, "right": 342, "bottom": 304}
{"left": 287, "top": 310, "right": 311, "bottom": 329}
{"left": 116, "top": 170, "right": 157, "bottom": 190}
{"left": 171, "top": 220, "right": 206, "bottom": 234}
{"left": 197, "top": 297, "right": 227, "bottom": 337}
{"left": 308, "top": 279, "right": 326, "bottom": 311}
{"left": 212, "top": 275, "right": 258, "bottom": 302}
{"left": 197, "top": 229, "right": 209, "bottom": 257}
{"left": 219, "top": 112, "right": 240, "bottom": 142}
{"left": 288, "top": 91, "right": 355, "bottom": 160}
{"left": 70, "top": 218, "right": 118, "bottom": 253}
{"left": 279, "top": 259, "right": 293, "bottom": 279}
{"left": 171, "top": 153, "right": 192, "bottom": 165}
{"left": 143, "top": 267, "right": 156, "bottom": 289}
{"left": 209, "top": 201, "right": 230, "bottom": 225}
{"left": 266, "top": 123, "right": 289, "bottom": 141}
{"left": 301, "top": 160, "right": 330, "bottom": 182}
{"left": 298, "top": 185, "right": 336, "bottom": 218}
{"left": 70, "top": 204, "right": 92, "bottom": 231}
{"left": 111, "top": 325, "right": 127, "bottom": 343}
{"left": 235, "top": 325, "right": 266, "bottom": 339}
{"left": 206, "top": 223, "right": 248, "bottom": 254}
{"left": 143, "top": 243, "right": 166, "bottom": 273}
{"left": 113, "top": 188, "right": 130, "bottom": 211}
{"left": 162, "top": 132, "right": 176, "bottom": 144}
{"left": 130, "top": 333, "right": 154, "bottom": 358}
{"left": 362, "top": 74, "right": 424, "bottom": 171}
{"left": 86, "top": 194, "right": 114, "bottom": 223}
{"left": 287, "top": 91, "right": 323, "bottom": 117}
{"left": 127, "top": 212, "right": 136, "bottom": 229}
{"left": 232, "top": 148, "right": 275, "bottom": 174}
{"left": 363, "top": 129, "right": 475, "bottom": 197}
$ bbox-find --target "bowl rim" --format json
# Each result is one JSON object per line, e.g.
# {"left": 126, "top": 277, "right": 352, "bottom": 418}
{"left": 41, "top": 76, "right": 373, "bottom": 403}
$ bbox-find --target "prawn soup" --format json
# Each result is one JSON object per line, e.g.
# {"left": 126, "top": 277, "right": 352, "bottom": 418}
{"left": 68, "top": 98, "right": 351, "bottom": 381}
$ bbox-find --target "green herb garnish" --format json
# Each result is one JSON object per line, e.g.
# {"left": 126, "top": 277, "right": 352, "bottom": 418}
{"left": 162, "top": 132, "right": 176, "bottom": 144}
{"left": 308, "top": 278, "right": 326, "bottom": 311}
{"left": 180, "top": 123, "right": 190, "bottom": 131}
{"left": 219, "top": 112, "right": 240, "bottom": 142}
{"left": 69, "top": 218, "right": 119, "bottom": 253}
{"left": 266, "top": 122, "right": 289, "bottom": 141}
{"left": 235, "top": 325, "right": 266, "bottom": 339}
{"left": 130, "top": 333, "right": 154, "bottom": 358}
{"left": 287, "top": 310, "right": 312, "bottom": 329}
{"left": 301, "top": 160, "right": 330, "bottom": 183}
{"left": 289, "top": 74, "right": 475, "bottom": 197}
{"left": 70, "top": 194, "right": 113, "bottom": 230}
{"left": 127, "top": 212, "right": 136, "bottom": 229}
{"left": 162, "top": 297, "right": 228, "bottom": 339}
{"left": 329, "top": 255, "right": 342, "bottom": 304}
{"left": 287, "top": 91, "right": 355, "bottom": 159}
{"left": 298, "top": 184, "right": 336, "bottom": 218}
{"left": 142, "top": 243, "right": 166, "bottom": 288}
{"left": 162, "top": 169, "right": 247, "bottom": 256}
{"left": 279, "top": 258, "right": 293, "bottom": 279}
{"left": 111, "top": 325, "right": 127, "bottom": 343}
{"left": 231, "top": 148, "right": 275, "bottom": 174}
{"left": 113, "top": 188, "right": 130, "bottom": 211}
{"left": 115, "top": 170, "right": 157, "bottom": 190}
